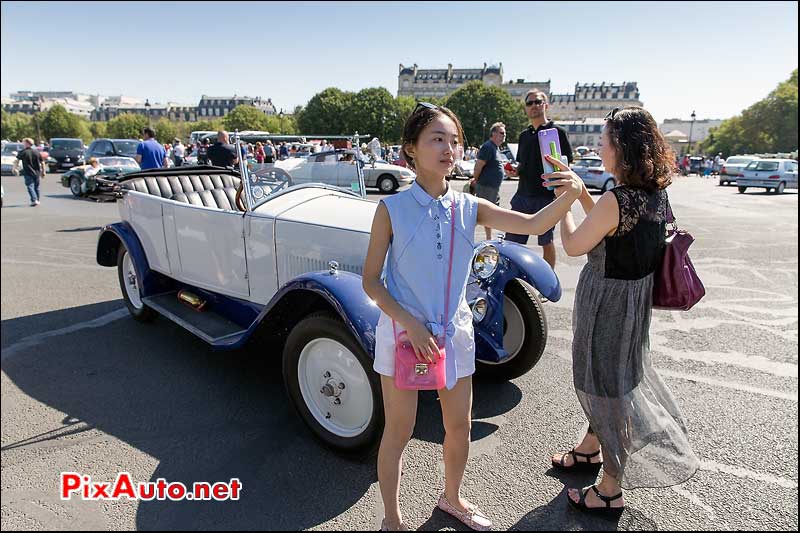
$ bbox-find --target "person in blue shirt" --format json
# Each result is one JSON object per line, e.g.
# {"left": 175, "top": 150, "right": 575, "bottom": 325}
{"left": 135, "top": 127, "right": 167, "bottom": 170}
{"left": 362, "top": 102, "right": 582, "bottom": 531}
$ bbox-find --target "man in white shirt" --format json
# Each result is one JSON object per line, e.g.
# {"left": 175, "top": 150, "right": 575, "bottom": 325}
{"left": 172, "top": 139, "right": 185, "bottom": 167}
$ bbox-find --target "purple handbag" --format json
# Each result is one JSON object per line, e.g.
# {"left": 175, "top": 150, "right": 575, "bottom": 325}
{"left": 653, "top": 199, "right": 705, "bottom": 311}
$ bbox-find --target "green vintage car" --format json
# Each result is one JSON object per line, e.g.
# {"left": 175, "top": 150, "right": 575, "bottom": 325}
{"left": 61, "top": 156, "right": 141, "bottom": 198}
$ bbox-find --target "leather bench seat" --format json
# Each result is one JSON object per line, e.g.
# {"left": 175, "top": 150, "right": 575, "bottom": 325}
{"left": 121, "top": 174, "right": 241, "bottom": 199}
{"left": 171, "top": 187, "right": 239, "bottom": 211}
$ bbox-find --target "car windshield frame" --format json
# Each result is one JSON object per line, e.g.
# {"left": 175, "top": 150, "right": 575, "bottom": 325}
{"left": 751, "top": 161, "right": 780, "bottom": 171}
{"left": 97, "top": 157, "right": 139, "bottom": 168}
{"left": 2, "top": 143, "right": 25, "bottom": 154}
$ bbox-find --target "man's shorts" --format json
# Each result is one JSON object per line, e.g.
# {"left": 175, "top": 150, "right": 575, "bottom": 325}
{"left": 505, "top": 193, "right": 556, "bottom": 246}
{"left": 474, "top": 183, "right": 500, "bottom": 206}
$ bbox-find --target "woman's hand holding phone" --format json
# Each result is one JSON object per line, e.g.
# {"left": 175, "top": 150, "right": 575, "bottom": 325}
{"left": 542, "top": 154, "right": 583, "bottom": 199}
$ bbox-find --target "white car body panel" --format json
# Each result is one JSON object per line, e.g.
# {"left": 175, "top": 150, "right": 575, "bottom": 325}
{"left": 125, "top": 193, "right": 171, "bottom": 275}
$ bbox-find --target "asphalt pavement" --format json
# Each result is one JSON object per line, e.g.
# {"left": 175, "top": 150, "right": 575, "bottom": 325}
{"left": 1, "top": 172, "right": 797, "bottom": 530}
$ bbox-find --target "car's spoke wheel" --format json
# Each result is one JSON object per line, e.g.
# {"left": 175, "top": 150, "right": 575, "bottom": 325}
{"left": 117, "top": 245, "right": 156, "bottom": 322}
{"left": 69, "top": 176, "right": 82, "bottom": 197}
{"left": 378, "top": 175, "right": 397, "bottom": 193}
{"left": 476, "top": 279, "right": 547, "bottom": 380}
{"left": 283, "top": 313, "right": 382, "bottom": 456}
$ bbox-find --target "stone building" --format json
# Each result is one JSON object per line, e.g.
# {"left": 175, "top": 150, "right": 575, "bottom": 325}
{"left": 548, "top": 82, "right": 643, "bottom": 120}
{"left": 397, "top": 63, "right": 550, "bottom": 101}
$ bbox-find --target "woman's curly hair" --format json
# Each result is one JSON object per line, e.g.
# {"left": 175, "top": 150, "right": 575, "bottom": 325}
{"left": 605, "top": 106, "right": 674, "bottom": 192}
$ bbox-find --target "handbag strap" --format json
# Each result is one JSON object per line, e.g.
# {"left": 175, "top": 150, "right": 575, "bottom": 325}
{"left": 392, "top": 196, "right": 457, "bottom": 340}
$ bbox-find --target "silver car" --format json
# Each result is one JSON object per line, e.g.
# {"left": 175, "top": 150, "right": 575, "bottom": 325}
{"left": 570, "top": 156, "right": 617, "bottom": 192}
{"left": 719, "top": 155, "right": 757, "bottom": 186}
{"left": 737, "top": 159, "right": 798, "bottom": 194}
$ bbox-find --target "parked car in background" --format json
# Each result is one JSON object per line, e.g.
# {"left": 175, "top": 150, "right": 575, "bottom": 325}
{"left": 688, "top": 156, "right": 704, "bottom": 176}
{"left": 737, "top": 159, "right": 798, "bottom": 194}
{"left": 570, "top": 156, "right": 617, "bottom": 192}
{"left": 60, "top": 156, "right": 141, "bottom": 198}
{"left": 719, "top": 155, "right": 758, "bottom": 186}
{"left": 1, "top": 142, "right": 25, "bottom": 176}
{"left": 86, "top": 138, "right": 140, "bottom": 160}
{"left": 47, "top": 138, "right": 86, "bottom": 172}
{"left": 276, "top": 150, "right": 415, "bottom": 193}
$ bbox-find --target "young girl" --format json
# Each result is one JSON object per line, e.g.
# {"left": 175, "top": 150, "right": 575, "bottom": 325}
{"left": 362, "top": 103, "right": 582, "bottom": 531}
{"left": 545, "top": 107, "right": 699, "bottom": 518}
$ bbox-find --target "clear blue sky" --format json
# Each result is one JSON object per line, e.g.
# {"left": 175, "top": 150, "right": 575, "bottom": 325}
{"left": 1, "top": 1, "right": 797, "bottom": 124}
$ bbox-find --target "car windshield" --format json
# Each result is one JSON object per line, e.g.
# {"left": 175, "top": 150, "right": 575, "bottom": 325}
{"left": 51, "top": 139, "right": 83, "bottom": 149}
{"left": 2, "top": 143, "right": 25, "bottom": 155}
{"left": 247, "top": 156, "right": 367, "bottom": 210}
{"left": 113, "top": 141, "right": 140, "bottom": 157}
{"left": 726, "top": 157, "right": 753, "bottom": 165}
{"left": 98, "top": 157, "right": 139, "bottom": 168}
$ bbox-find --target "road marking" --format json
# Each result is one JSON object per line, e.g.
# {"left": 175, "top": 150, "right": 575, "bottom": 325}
{"left": 2, "top": 308, "right": 129, "bottom": 361}
{"left": 671, "top": 486, "right": 720, "bottom": 520}
{"left": 1, "top": 259, "right": 106, "bottom": 270}
{"left": 699, "top": 460, "right": 798, "bottom": 489}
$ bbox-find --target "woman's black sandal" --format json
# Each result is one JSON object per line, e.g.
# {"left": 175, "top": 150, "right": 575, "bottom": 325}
{"left": 567, "top": 485, "right": 624, "bottom": 519}
{"left": 551, "top": 449, "right": 602, "bottom": 472}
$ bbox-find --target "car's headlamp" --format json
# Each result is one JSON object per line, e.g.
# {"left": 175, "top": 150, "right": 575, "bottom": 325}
{"left": 47, "top": 157, "right": 56, "bottom": 163}
{"left": 472, "top": 244, "right": 499, "bottom": 279}
{"left": 470, "top": 298, "right": 488, "bottom": 322}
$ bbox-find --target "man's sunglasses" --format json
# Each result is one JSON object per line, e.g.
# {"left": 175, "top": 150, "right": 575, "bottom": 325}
{"left": 525, "top": 98, "right": 545, "bottom": 107}
{"left": 605, "top": 107, "right": 620, "bottom": 120}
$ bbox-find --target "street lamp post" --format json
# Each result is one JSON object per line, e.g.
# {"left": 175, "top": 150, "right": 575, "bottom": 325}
{"left": 279, "top": 109, "right": 284, "bottom": 134}
{"left": 145, "top": 98, "right": 151, "bottom": 127}
{"left": 32, "top": 101, "right": 41, "bottom": 144}
{"left": 687, "top": 110, "right": 696, "bottom": 155}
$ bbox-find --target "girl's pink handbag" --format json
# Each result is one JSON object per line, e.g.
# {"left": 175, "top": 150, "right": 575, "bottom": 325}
{"left": 392, "top": 202, "right": 455, "bottom": 391}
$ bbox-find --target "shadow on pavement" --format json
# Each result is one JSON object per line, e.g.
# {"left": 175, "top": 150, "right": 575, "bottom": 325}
{"left": 1, "top": 301, "right": 525, "bottom": 530}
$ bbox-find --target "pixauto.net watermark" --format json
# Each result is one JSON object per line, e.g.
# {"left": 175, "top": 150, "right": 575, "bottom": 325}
{"left": 60, "top": 472, "right": 242, "bottom": 501}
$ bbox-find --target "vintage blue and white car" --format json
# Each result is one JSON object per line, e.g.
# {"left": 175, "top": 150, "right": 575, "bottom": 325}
{"left": 96, "top": 141, "right": 562, "bottom": 454}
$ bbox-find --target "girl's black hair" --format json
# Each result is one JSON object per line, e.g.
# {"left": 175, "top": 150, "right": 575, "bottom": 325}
{"left": 401, "top": 104, "right": 465, "bottom": 170}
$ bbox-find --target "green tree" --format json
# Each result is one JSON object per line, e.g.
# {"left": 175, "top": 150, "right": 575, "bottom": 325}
{"left": 1, "top": 110, "right": 35, "bottom": 140}
{"left": 389, "top": 95, "right": 417, "bottom": 144}
{"left": 264, "top": 114, "right": 297, "bottom": 135}
{"left": 347, "top": 87, "right": 396, "bottom": 141}
{"left": 106, "top": 113, "right": 149, "bottom": 140}
{"left": 40, "top": 104, "right": 91, "bottom": 142}
{"left": 151, "top": 118, "right": 179, "bottom": 144}
{"left": 701, "top": 69, "right": 798, "bottom": 156}
{"left": 444, "top": 81, "right": 528, "bottom": 147}
{"left": 190, "top": 119, "right": 223, "bottom": 133}
{"left": 222, "top": 105, "right": 269, "bottom": 132}
{"left": 296, "top": 88, "right": 353, "bottom": 135}
{"left": 89, "top": 121, "right": 107, "bottom": 139}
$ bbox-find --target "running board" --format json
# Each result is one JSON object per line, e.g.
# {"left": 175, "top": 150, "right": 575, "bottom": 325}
{"left": 143, "top": 291, "right": 248, "bottom": 348}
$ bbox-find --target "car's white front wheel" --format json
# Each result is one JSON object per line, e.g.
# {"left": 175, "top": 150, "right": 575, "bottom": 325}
{"left": 283, "top": 313, "right": 383, "bottom": 456}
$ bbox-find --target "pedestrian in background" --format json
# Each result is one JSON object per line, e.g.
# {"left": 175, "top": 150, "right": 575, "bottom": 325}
{"left": 470, "top": 122, "right": 507, "bottom": 240}
{"left": 504, "top": 89, "right": 573, "bottom": 271}
{"left": 197, "top": 138, "right": 210, "bottom": 165}
{"left": 15, "top": 137, "right": 46, "bottom": 206}
{"left": 172, "top": 138, "right": 185, "bottom": 167}
{"left": 547, "top": 106, "right": 699, "bottom": 519}
{"left": 135, "top": 127, "right": 167, "bottom": 170}
{"left": 207, "top": 130, "right": 239, "bottom": 168}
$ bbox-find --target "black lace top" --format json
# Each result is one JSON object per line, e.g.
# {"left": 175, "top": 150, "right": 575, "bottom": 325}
{"left": 603, "top": 185, "right": 669, "bottom": 280}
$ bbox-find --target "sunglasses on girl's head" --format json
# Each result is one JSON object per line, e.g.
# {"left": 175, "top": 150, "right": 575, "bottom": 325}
{"left": 525, "top": 98, "right": 545, "bottom": 107}
{"left": 414, "top": 101, "right": 439, "bottom": 113}
{"left": 605, "top": 107, "right": 620, "bottom": 120}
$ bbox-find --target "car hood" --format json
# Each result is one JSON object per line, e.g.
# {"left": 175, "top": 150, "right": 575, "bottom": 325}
{"left": 275, "top": 192, "right": 377, "bottom": 233}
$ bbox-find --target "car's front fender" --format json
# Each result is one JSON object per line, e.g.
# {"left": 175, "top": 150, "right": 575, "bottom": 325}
{"left": 243, "top": 270, "right": 379, "bottom": 356}
{"left": 472, "top": 240, "right": 561, "bottom": 363}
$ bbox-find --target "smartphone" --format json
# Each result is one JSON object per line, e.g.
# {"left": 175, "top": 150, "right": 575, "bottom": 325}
{"left": 537, "top": 128, "right": 567, "bottom": 190}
